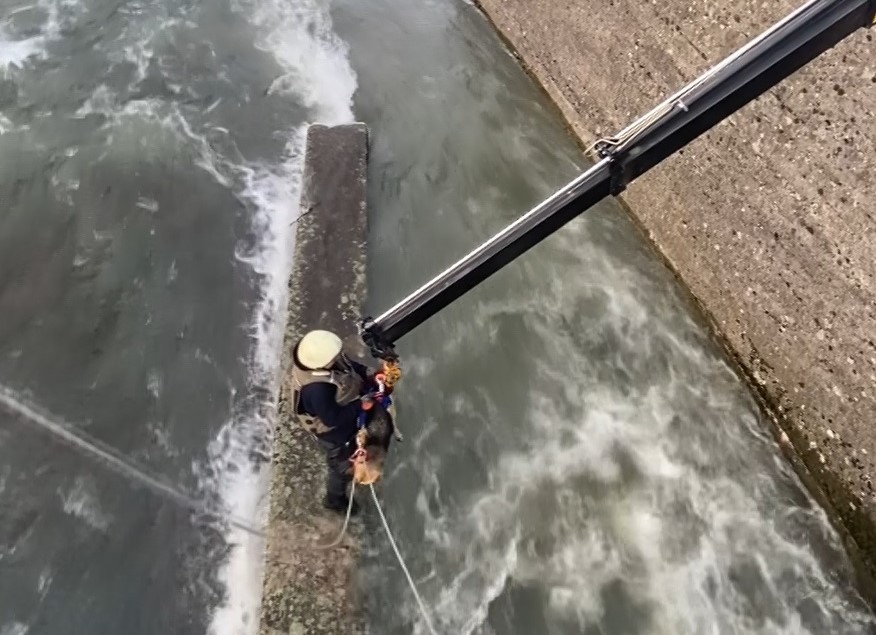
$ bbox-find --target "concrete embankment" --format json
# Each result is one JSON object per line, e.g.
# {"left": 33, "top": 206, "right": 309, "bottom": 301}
{"left": 473, "top": 0, "right": 876, "bottom": 594}
{"left": 259, "top": 123, "right": 369, "bottom": 635}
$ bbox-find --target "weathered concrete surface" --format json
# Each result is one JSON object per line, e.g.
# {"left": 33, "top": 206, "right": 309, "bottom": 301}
{"left": 259, "top": 123, "right": 369, "bottom": 635}
{"left": 473, "top": 0, "right": 876, "bottom": 591}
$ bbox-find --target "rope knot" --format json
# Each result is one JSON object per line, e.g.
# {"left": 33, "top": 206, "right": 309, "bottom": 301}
{"left": 349, "top": 447, "right": 367, "bottom": 466}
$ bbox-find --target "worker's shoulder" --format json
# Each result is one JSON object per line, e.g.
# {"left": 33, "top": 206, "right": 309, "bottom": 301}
{"left": 299, "top": 379, "right": 337, "bottom": 401}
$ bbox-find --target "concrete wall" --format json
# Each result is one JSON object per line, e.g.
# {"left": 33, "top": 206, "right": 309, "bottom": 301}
{"left": 259, "top": 123, "right": 369, "bottom": 635}
{"left": 473, "top": 0, "right": 876, "bottom": 589}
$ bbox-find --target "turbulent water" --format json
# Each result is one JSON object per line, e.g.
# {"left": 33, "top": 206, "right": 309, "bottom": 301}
{"left": 0, "top": 0, "right": 353, "bottom": 632}
{"left": 0, "top": 0, "right": 874, "bottom": 634}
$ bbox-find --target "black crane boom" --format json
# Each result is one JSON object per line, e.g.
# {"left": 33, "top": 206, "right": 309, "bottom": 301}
{"left": 361, "top": 0, "right": 876, "bottom": 361}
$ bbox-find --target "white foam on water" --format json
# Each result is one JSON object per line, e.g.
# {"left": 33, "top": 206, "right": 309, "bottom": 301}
{"left": 146, "top": 369, "right": 162, "bottom": 400}
{"left": 203, "top": 0, "right": 357, "bottom": 632}
{"left": 74, "top": 84, "right": 116, "bottom": 117}
{"left": 0, "top": 30, "right": 42, "bottom": 70}
{"left": 0, "top": 465, "right": 8, "bottom": 497}
{"left": 74, "top": 91, "right": 238, "bottom": 189}
{"left": 59, "top": 476, "right": 113, "bottom": 533}
{"left": 37, "top": 566, "right": 53, "bottom": 598}
{"left": 240, "top": 0, "right": 357, "bottom": 125}
{"left": 424, "top": 369, "right": 874, "bottom": 634}
{"left": 0, "top": 0, "right": 73, "bottom": 69}
{"left": 404, "top": 222, "right": 876, "bottom": 635}
{"left": 201, "top": 410, "right": 272, "bottom": 635}
{"left": 0, "top": 622, "right": 29, "bottom": 635}
{"left": 172, "top": 107, "right": 234, "bottom": 188}
{"left": 204, "top": 132, "right": 306, "bottom": 635}
{"left": 167, "top": 260, "right": 178, "bottom": 284}
{"left": 135, "top": 196, "right": 159, "bottom": 213}
{"left": 120, "top": 41, "right": 154, "bottom": 85}
{"left": 5, "top": 0, "right": 353, "bottom": 629}
{"left": 146, "top": 420, "right": 176, "bottom": 457}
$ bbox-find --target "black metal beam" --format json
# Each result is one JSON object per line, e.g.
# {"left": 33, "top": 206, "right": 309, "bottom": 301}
{"left": 362, "top": 0, "right": 876, "bottom": 359}
{"left": 605, "top": 0, "right": 876, "bottom": 193}
{"left": 361, "top": 160, "right": 612, "bottom": 358}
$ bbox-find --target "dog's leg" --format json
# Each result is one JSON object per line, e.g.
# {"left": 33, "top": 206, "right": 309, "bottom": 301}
{"left": 387, "top": 402, "right": 403, "bottom": 442}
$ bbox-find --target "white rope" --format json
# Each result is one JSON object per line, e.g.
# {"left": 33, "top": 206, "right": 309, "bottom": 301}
{"left": 369, "top": 484, "right": 439, "bottom": 635}
{"left": 0, "top": 383, "right": 265, "bottom": 538}
{"left": 315, "top": 479, "right": 357, "bottom": 549}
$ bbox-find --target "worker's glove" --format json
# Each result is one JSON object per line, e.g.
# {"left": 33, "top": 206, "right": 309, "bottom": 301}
{"left": 369, "top": 371, "right": 393, "bottom": 396}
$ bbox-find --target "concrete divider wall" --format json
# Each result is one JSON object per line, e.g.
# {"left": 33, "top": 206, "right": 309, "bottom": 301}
{"left": 259, "top": 123, "right": 369, "bottom": 635}
{"left": 473, "top": 0, "right": 876, "bottom": 593}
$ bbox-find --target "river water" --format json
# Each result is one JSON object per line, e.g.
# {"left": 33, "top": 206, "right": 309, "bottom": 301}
{"left": 0, "top": 0, "right": 873, "bottom": 634}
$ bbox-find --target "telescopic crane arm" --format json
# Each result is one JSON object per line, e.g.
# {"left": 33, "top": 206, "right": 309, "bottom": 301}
{"left": 361, "top": 0, "right": 876, "bottom": 362}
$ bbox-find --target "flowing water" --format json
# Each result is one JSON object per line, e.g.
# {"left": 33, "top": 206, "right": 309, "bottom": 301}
{"left": 0, "top": 0, "right": 873, "bottom": 634}
{"left": 0, "top": 0, "right": 349, "bottom": 632}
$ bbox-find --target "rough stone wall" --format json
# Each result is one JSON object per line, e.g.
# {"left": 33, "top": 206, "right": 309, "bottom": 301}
{"left": 473, "top": 0, "right": 876, "bottom": 589}
{"left": 259, "top": 123, "right": 369, "bottom": 635}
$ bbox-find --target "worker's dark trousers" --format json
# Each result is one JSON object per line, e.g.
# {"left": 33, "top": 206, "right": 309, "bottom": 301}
{"left": 319, "top": 438, "right": 355, "bottom": 505}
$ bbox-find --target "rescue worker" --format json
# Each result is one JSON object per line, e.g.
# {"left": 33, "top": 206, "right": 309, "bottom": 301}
{"left": 290, "top": 329, "right": 376, "bottom": 515}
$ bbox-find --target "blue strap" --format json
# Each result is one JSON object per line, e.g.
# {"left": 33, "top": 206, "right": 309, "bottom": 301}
{"left": 357, "top": 392, "right": 393, "bottom": 429}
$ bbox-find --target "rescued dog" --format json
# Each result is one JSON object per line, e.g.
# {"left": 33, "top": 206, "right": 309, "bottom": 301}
{"left": 350, "top": 397, "right": 399, "bottom": 486}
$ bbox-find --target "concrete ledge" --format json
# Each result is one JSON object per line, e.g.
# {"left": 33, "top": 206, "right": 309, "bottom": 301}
{"left": 259, "top": 123, "right": 369, "bottom": 635}
{"left": 473, "top": 0, "right": 876, "bottom": 602}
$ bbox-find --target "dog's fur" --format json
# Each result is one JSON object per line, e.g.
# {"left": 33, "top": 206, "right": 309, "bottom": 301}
{"left": 351, "top": 399, "right": 398, "bottom": 486}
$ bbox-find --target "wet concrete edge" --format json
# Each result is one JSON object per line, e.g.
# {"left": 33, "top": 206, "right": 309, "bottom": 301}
{"left": 259, "top": 122, "right": 369, "bottom": 635}
{"left": 470, "top": 0, "right": 876, "bottom": 606}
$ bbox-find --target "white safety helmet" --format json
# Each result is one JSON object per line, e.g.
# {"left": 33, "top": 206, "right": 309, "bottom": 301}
{"left": 297, "top": 329, "right": 343, "bottom": 370}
